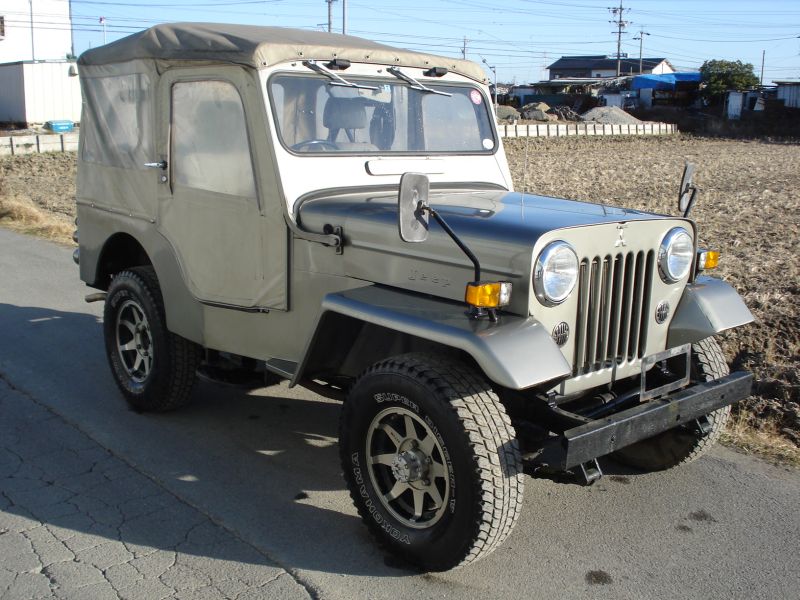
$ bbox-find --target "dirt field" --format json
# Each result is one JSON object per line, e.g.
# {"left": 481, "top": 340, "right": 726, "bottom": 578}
{"left": 1, "top": 136, "right": 798, "bottom": 456}
{"left": 505, "top": 135, "right": 800, "bottom": 451}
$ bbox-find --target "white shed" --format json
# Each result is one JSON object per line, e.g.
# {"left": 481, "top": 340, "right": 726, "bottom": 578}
{"left": 0, "top": 60, "right": 81, "bottom": 124}
{"left": 774, "top": 80, "right": 800, "bottom": 109}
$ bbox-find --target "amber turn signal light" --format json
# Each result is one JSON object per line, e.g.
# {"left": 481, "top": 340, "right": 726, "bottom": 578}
{"left": 697, "top": 249, "right": 720, "bottom": 271}
{"left": 465, "top": 282, "right": 512, "bottom": 308}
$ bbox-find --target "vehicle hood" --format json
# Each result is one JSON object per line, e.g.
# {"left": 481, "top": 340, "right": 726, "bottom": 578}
{"left": 297, "top": 186, "right": 673, "bottom": 314}
{"left": 298, "top": 187, "right": 663, "bottom": 245}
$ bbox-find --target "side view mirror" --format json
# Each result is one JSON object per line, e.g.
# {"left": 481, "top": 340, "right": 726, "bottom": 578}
{"left": 678, "top": 162, "right": 697, "bottom": 217}
{"left": 398, "top": 172, "right": 430, "bottom": 243}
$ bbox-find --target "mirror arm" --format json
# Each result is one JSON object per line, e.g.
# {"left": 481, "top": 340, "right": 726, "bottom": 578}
{"left": 682, "top": 186, "right": 697, "bottom": 218}
{"left": 425, "top": 206, "right": 481, "bottom": 282}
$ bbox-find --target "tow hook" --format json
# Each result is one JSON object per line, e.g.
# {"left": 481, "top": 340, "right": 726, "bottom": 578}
{"left": 693, "top": 415, "right": 713, "bottom": 436}
{"left": 85, "top": 292, "right": 107, "bottom": 303}
{"left": 578, "top": 459, "right": 603, "bottom": 485}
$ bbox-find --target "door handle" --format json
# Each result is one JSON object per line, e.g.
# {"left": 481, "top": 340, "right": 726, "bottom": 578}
{"left": 144, "top": 160, "right": 167, "bottom": 170}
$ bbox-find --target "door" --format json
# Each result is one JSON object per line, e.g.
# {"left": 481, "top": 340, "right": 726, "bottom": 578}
{"left": 156, "top": 67, "right": 270, "bottom": 308}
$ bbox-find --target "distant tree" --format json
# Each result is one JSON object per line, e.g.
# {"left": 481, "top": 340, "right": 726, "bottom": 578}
{"left": 700, "top": 60, "right": 760, "bottom": 103}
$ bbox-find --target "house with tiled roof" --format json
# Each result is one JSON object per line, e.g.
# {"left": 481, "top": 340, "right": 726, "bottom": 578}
{"left": 548, "top": 55, "right": 674, "bottom": 79}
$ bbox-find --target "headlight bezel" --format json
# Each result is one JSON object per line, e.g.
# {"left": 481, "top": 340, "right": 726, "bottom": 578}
{"left": 533, "top": 240, "right": 579, "bottom": 306}
{"left": 658, "top": 227, "right": 694, "bottom": 283}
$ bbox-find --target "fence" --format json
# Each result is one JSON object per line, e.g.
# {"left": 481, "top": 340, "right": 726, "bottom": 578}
{"left": 0, "top": 123, "right": 677, "bottom": 156}
{"left": 0, "top": 133, "right": 79, "bottom": 156}
{"left": 498, "top": 122, "right": 677, "bottom": 138}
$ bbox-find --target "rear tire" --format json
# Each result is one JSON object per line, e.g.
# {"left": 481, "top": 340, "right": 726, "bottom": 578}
{"left": 103, "top": 266, "right": 202, "bottom": 412}
{"left": 612, "top": 337, "right": 730, "bottom": 471}
{"left": 339, "top": 353, "right": 523, "bottom": 571}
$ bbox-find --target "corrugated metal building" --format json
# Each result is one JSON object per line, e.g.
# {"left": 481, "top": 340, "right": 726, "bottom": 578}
{"left": 0, "top": 60, "right": 81, "bottom": 124}
{"left": 774, "top": 80, "right": 800, "bottom": 109}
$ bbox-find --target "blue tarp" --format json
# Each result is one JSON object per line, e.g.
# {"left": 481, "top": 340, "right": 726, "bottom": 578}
{"left": 632, "top": 72, "right": 701, "bottom": 91}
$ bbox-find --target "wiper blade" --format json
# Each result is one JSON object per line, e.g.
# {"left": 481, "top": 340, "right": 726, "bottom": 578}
{"left": 302, "top": 60, "right": 378, "bottom": 91}
{"left": 386, "top": 66, "right": 452, "bottom": 97}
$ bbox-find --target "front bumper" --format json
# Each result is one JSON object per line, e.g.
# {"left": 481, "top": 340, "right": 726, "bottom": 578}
{"left": 556, "top": 371, "right": 752, "bottom": 469}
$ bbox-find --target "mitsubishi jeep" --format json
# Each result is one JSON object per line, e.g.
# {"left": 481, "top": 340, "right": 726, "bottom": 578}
{"left": 74, "top": 24, "right": 753, "bottom": 571}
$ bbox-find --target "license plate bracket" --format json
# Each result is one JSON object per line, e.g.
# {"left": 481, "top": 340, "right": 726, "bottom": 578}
{"left": 640, "top": 343, "right": 691, "bottom": 402}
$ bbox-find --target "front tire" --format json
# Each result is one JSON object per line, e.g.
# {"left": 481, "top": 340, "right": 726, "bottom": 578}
{"left": 339, "top": 353, "right": 523, "bottom": 571}
{"left": 612, "top": 337, "right": 731, "bottom": 471}
{"left": 103, "top": 267, "right": 202, "bottom": 412}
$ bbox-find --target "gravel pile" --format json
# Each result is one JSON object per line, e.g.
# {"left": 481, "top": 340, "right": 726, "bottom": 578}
{"left": 581, "top": 106, "right": 641, "bottom": 125}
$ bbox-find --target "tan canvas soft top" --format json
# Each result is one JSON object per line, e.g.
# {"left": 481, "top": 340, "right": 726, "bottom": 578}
{"left": 77, "top": 22, "right": 488, "bottom": 83}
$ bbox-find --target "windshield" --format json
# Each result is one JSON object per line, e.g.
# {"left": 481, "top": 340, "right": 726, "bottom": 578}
{"left": 268, "top": 73, "right": 496, "bottom": 155}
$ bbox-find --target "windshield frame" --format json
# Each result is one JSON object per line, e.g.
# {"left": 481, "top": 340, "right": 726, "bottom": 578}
{"left": 266, "top": 70, "right": 499, "bottom": 158}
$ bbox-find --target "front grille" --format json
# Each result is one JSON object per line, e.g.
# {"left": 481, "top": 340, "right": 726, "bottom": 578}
{"left": 573, "top": 250, "right": 655, "bottom": 376}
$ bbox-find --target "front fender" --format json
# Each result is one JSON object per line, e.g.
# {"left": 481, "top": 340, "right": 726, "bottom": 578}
{"left": 293, "top": 285, "right": 571, "bottom": 390}
{"left": 667, "top": 276, "right": 754, "bottom": 347}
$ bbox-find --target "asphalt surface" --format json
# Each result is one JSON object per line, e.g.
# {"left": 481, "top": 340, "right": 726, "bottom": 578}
{"left": 0, "top": 227, "right": 798, "bottom": 600}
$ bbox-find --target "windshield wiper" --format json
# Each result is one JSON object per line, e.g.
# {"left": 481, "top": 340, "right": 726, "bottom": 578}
{"left": 386, "top": 66, "right": 452, "bottom": 97}
{"left": 302, "top": 60, "right": 378, "bottom": 91}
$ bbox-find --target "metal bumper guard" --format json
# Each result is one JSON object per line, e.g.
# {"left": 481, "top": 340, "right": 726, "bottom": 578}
{"left": 558, "top": 371, "right": 753, "bottom": 470}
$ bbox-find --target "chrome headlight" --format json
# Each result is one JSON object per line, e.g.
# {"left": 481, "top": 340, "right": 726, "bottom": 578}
{"left": 658, "top": 227, "right": 694, "bottom": 282}
{"left": 534, "top": 241, "right": 579, "bottom": 305}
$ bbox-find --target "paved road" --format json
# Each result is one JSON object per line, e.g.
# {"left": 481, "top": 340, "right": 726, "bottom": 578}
{"left": 0, "top": 227, "right": 798, "bottom": 600}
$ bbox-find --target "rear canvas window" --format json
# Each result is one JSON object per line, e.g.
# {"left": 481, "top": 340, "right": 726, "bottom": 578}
{"left": 81, "top": 74, "right": 152, "bottom": 169}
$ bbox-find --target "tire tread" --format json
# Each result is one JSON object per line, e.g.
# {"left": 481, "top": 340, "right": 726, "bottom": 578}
{"left": 341, "top": 353, "right": 523, "bottom": 569}
{"left": 107, "top": 267, "right": 201, "bottom": 411}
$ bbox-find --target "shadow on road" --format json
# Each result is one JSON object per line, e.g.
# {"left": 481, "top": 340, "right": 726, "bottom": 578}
{"left": 0, "top": 302, "right": 422, "bottom": 578}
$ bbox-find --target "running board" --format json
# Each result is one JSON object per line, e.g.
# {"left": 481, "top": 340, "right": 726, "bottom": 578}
{"left": 264, "top": 358, "right": 297, "bottom": 379}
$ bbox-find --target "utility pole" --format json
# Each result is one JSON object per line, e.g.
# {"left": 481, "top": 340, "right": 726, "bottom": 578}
{"left": 632, "top": 30, "right": 649, "bottom": 74}
{"left": 326, "top": 0, "right": 336, "bottom": 33}
{"left": 609, "top": 1, "right": 630, "bottom": 77}
{"left": 29, "top": 0, "right": 35, "bottom": 60}
{"left": 760, "top": 49, "right": 765, "bottom": 86}
{"left": 462, "top": 37, "right": 468, "bottom": 60}
{"left": 99, "top": 16, "right": 106, "bottom": 45}
{"left": 342, "top": 0, "right": 347, "bottom": 35}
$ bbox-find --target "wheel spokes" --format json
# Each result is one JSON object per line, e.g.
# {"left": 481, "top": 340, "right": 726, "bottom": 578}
{"left": 371, "top": 453, "right": 396, "bottom": 466}
{"left": 141, "top": 353, "right": 152, "bottom": 375}
{"left": 119, "top": 319, "right": 136, "bottom": 337}
{"left": 426, "top": 484, "right": 443, "bottom": 509}
{"left": 366, "top": 406, "right": 451, "bottom": 529}
{"left": 403, "top": 414, "right": 416, "bottom": 439}
{"left": 429, "top": 459, "right": 447, "bottom": 480}
{"left": 412, "top": 489, "right": 425, "bottom": 520}
{"left": 378, "top": 423, "right": 404, "bottom": 448}
{"left": 384, "top": 480, "right": 409, "bottom": 503}
{"left": 119, "top": 340, "right": 137, "bottom": 352}
{"left": 418, "top": 432, "right": 436, "bottom": 456}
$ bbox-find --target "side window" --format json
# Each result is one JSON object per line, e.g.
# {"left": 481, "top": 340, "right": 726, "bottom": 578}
{"left": 171, "top": 80, "right": 256, "bottom": 198}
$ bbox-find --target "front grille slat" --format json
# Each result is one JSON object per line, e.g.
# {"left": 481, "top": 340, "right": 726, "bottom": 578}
{"left": 573, "top": 248, "right": 653, "bottom": 376}
{"left": 607, "top": 254, "right": 625, "bottom": 360}
{"left": 618, "top": 253, "right": 635, "bottom": 362}
{"left": 628, "top": 252, "right": 645, "bottom": 361}
{"left": 574, "top": 260, "right": 591, "bottom": 376}
{"left": 586, "top": 259, "right": 602, "bottom": 369}
{"left": 598, "top": 257, "right": 614, "bottom": 369}
{"left": 638, "top": 251, "right": 655, "bottom": 358}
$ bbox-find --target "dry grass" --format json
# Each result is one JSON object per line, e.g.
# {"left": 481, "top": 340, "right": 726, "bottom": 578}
{"left": 0, "top": 195, "right": 74, "bottom": 245}
{"left": 722, "top": 412, "right": 800, "bottom": 467}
